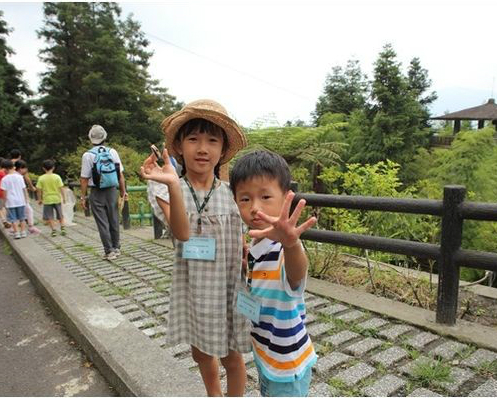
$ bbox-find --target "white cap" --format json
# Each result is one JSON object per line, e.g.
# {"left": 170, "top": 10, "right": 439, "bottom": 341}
{"left": 88, "top": 125, "right": 107, "bottom": 145}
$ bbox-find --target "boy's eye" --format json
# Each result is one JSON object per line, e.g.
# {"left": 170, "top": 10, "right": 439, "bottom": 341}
{"left": 238, "top": 197, "right": 249, "bottom": 203}
{"left": 262, "top": 195, "right": 272, "bottom": 200}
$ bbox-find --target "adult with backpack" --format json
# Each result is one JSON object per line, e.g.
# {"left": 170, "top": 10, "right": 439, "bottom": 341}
{"left": 80, "top": 125, "right": 127, "bottom": 260}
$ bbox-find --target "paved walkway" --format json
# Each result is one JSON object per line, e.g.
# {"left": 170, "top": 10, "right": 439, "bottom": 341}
{"left": 9, "top": 205, "right": 497, "bottom": 396}
{"left": 0, "top": 236, "right": 115, "bottom": 396}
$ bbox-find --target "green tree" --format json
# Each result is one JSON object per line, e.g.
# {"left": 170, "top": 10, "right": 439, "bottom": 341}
{"left": 407, "top": 57, "right": 437, "bottom": 128}
{"left": 0, "top": 11, "right": 38, "bottom": 160}
{"left": 37, "top": 2, "right": 181, "bottom": 163}
{"left": 313, "top": 59, "right": 368, "bottom": 125}
{"left": 349, "top": 44, "right": 429, "bottom": 184}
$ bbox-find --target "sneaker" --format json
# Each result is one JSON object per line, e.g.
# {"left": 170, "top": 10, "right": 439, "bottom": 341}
{"left": 104, "top": 251, "right": 118, "bottom": 261}
{"left": 60, "top": 228, "right": 66, "bottom": 236}
{"left": 113, "top": 248, "right": 121, "bottom": 257}
{"left": 28, "top": 226, "right": 41, "bottom": 235}
{"left": 51, "top": 230, "right": 57, "bottom": 237}
{"left": 14, "top": 232, "right": 21, "bottom": 239}
{"left": 20, "top": 231, "right": 28, "bottom": 238}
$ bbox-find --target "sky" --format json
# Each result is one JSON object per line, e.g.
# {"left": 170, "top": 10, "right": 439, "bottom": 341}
{"left": 1, "top": 1, "right": 497, "bottom": 127}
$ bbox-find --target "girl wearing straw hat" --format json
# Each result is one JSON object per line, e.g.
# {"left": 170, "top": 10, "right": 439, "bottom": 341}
{"left": 141, "top": 99, "right": 251, "bottom": 396}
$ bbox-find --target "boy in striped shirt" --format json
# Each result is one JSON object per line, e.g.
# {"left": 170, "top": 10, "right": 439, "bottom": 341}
{"left": 230, "top": 150, "right": 318, "bottom": 397}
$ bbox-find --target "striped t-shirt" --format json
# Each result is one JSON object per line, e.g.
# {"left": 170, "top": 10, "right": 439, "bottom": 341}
{"left": 248, "top": 238, "right": 317, "bottom": 382}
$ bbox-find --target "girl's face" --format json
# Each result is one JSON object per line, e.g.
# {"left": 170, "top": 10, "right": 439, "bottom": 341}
{"left": 177, "top": 130, "right": 224, "bottom": 177}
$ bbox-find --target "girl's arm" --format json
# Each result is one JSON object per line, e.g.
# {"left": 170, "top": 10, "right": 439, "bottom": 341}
{"left": 141, "top": 150, "right": 189, "bottom": 241}
{"left": 23, "top": 187, "right": 29, "bottom": 204}
{"left": 37, "top": 188, "right": 43, "bottom": 205}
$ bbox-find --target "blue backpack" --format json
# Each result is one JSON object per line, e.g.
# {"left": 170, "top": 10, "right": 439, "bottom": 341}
{"left": 89, "top": 146, "right": 120, "bottom": 189}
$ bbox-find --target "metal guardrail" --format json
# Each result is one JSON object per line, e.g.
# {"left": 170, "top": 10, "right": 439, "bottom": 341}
{"left": 294, "top": 185, "right": 497, "bottom": 325}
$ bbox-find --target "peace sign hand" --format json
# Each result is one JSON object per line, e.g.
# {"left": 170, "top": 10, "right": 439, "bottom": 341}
{"left": 140, "top": 147, "right": 179, "bottom": 186}
{"left": 248, "top": 191, "right": 317, "bottom": 248}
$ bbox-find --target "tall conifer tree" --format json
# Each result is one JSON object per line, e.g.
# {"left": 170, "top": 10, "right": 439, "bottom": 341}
{"left": 37, "top": 2, "right": 180, "bottom": 158}
{"left": 0, "top": 11, "right": 38, "bottom": 159}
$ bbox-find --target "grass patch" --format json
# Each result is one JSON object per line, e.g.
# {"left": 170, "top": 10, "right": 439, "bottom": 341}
{"left": 2, "top": 242, "right": 12, "bottom": 255}
{"left": 410, "top": 359, "right": 452, "bottom": 388}
{"left": 475, "top": 360, "right": 497, "bottom": 378}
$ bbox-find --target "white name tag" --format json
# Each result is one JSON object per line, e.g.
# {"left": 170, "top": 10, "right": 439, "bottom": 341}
{"left": 182, "top": 237, "right": 216, "bottom": 261}
{"left": 236, "top": 290, "right": 261, "bottom": 323}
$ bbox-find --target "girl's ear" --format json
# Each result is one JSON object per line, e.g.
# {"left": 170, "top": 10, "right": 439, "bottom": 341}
{"left": 173, "top": 140, "right": 182, "bottom": 156}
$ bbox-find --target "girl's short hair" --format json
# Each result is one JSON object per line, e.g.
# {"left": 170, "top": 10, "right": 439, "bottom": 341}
{"left": 230, "top": 150, "right": 291, "bottom": 197}
{"left": 174, "top": 118, "right": 228, "bottom": 177}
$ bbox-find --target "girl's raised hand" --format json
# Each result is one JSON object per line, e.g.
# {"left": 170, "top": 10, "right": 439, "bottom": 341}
{"left": 248, "top": 191, "right": 317, "bottom": 248}
{"left": 140, "top": 147, "right": 179, "bottom": 186}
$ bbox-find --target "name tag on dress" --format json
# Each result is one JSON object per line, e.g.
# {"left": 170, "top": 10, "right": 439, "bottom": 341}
{"left": 182, "top": 237, "right": 216, "bottom": 261}
{"left": 236, "top": 290, "right": 261, "bottom": 323}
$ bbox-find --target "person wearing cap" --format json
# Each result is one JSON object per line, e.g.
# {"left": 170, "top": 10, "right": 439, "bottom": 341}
{"left": 80, "top": 125, "right": 127, "bottom": 260}
{"left": 141, "top": 99, "right": 251, "bottom": 396}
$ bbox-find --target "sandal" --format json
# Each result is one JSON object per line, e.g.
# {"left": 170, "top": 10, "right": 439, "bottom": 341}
{"left": 51, "top": 230, "right": 57, "bottom": 237}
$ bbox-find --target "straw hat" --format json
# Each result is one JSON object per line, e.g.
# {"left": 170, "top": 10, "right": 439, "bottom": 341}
{"left": 161, "top": 99, "right": 247, "bottom": 165}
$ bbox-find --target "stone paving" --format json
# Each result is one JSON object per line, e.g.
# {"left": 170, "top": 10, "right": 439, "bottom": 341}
{"left": 26, "top": 207, "right": 497, "bottom": 397}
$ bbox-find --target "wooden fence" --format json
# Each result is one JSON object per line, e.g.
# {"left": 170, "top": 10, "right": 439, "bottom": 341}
{"left": 294, "top": 185, "right": 497, "bottom": 325}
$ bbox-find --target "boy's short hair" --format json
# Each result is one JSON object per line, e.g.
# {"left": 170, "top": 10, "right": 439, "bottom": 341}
{"left": 2, "top": 159, "right": 14, "bottom": 170}
{"left": 42, "top": 159, "right": 55, "bottom": 171}
{"left": 15, "top": 160, "right": 27, "bottom": 170}
{"left": 230, "top": 150, "right": 291, "bottom": 197}
{"left": 9, "top": 149, "right": 21, "bottom": 159}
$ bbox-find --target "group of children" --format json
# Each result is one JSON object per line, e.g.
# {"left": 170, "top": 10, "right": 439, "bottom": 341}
{"left": 141, "top": 99, "right": 318, "bottom": 397}
{"left": 0, "top": 154, "right": 66, "bottom": 239}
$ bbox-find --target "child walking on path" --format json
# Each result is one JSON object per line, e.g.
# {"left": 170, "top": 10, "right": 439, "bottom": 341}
{"left": 0, "top": 158, "right": 9, "bottom": 228}
{"left": 230, "top": 150, "right": 318, "bottom": 397}
{"left": 141, "top": 99, "right": 251, "bottom": 396}
{"left": 0, "top": 159, "right": 28, "bottom": 239}
{"left": 15, "top": 160, "right": 41, "bottom": 235}
{"left": 36, "top": 159, "right": 66, "bottom": 237}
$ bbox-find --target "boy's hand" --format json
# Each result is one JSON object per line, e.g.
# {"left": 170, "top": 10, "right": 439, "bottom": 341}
{"left": 248, "top": 191, "right": 317, "bottom": 248}
{"left": 140, "top": 148, "right": 179, "bottom": 186}
{"left": 37, "top": 200, "right": 42, "bottom": 205}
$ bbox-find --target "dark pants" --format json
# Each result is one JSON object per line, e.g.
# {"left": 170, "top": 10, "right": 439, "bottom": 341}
{"left": 90, "top": 187, "right": 120, "bottom": 255}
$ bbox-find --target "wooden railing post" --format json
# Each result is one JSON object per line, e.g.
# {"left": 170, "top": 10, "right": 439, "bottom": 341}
{"left": 437, "top": 185, "right": 465, "bottom": 325}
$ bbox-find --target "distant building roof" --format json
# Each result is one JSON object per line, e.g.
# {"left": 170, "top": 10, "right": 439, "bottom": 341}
{"left": 431, "top": 98, "right": 497, "bottom": 120}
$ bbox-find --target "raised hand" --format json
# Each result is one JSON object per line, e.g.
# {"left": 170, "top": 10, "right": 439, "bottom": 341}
{"left": 140, "top": 147, "right": 179, "bottom": 186}
{"left": 248, "top": 191, "right": 317, "bottom": 248}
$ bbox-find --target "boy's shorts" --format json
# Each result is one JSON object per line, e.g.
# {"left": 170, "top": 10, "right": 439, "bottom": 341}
{"left": 43, "top": 203, "right": 63, "bottom": 221}
{"left": 7, "top": 206, "right": 26, "bottom": 223}
{"left": 256, "top": 363, "right": 312, "bottom": 397}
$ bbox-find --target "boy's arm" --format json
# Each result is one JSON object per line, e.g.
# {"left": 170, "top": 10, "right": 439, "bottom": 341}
{"left": 248, "top": 191, "right": 316, "bottom": 290}
{"left": 23, "top": 187, "right": 28, "bottom": 204}
{"left": 24, "top": 173, "right": 36, "bottom": 192}
{"left": 282, "top": 241, "right": 309, "bottom": 289}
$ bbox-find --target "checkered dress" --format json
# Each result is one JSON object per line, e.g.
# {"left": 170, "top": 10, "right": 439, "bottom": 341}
{"left": 166, "top": 178, "right": 252, "bottom": 357}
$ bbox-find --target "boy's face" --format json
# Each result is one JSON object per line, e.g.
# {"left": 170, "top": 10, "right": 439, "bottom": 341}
{"left": 234, "top": 176, "right": 286, "bottom": 231}
{"left": 18, "top": 167, "right": 28, "bottom": 175}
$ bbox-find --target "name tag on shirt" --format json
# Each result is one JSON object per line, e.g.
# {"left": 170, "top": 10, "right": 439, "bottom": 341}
{"left": 236, "top": 290, "right": 261, "bottom": 323}
{"left": 182, "top": 237, "right": 216, "bottom": 261}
